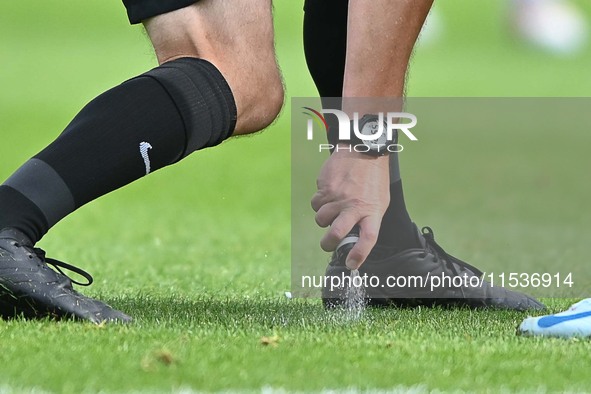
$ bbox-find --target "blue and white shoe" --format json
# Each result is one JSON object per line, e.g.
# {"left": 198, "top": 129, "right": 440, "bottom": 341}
{"left": 518, "top": 299, "right": 591, "bottom": 338}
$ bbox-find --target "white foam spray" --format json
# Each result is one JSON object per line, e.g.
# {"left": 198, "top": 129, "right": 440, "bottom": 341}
{"left": 343, "top": 269, "right": 366, "bottom": 320}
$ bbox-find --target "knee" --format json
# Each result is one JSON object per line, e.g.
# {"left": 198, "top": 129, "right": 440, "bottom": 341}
{"left": 152, "top": 54, "right": 284, "bottom": 136}
{"left": 160, "top": 55, "right": 284, "bottom": 136}
{"left": 221, "top": 61, "right": 285, "bottom": 135}
{"left": 244, "top": 74, "right": 285, "bottom": 134}
{"left": 143, "top": 6, "right": 284, "bottom": 135}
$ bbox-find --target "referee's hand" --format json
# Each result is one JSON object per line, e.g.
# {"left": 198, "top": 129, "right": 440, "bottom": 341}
{"left": 311, "top": 147, "right": 390, "bottom": 270}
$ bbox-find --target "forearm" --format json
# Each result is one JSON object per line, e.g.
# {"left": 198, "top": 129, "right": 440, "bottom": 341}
{"left": 343, "top": 0, "right": 433, "bottom": 98}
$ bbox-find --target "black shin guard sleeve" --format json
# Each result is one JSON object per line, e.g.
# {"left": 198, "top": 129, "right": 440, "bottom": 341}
{"left": 35, "top": 57, "right": 236, "bottom": 207}
{"left": 142, "top": 58, "right": 237, "bottom": 157}
{"left": 34, "top": 75, "right": 187, "bottom": 207}
{"left": 1, "top": 57, "right": 236, "bottom": 243}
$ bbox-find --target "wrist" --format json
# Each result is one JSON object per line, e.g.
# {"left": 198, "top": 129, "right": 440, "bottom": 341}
{"left": 342, "top": 114, "right": 396, "bottom": 157}
{"left": 332, "top": 145, "right": 390, "bottom": 162}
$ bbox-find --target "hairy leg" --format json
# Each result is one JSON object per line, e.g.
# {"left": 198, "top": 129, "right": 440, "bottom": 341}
{"left": 343, "top": 0, "right": 433, "bottom": 98}
{"left": 144, "top": 0, "right": 284, "bottom": 135}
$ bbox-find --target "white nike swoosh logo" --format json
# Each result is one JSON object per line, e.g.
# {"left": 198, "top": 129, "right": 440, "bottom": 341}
{"left": 139, "top": 142, "right": 153, "bottom": 175}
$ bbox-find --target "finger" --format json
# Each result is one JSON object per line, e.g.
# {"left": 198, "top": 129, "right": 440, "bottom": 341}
{"left": 310, "top": 192, "right": 322, "bottom": 212}
{"left": 314, "top": 202, "right": 343, "bottom": 228}
{"left": 320, "top": 213, "right": 359, "bottom": 252}
{"left": 345, "top": 216, "right": 381, "bottom": 270}
{"left": 311, "top": 191, "right": 327, "bottom": 212}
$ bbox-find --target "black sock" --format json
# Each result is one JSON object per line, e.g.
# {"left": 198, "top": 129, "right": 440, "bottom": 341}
{"left": 304, "top": 0, "right": 420, "bottom": 251}
{"left": 377, "top": 178, "right": 419, "bottom": 250}
{"left": 304, "top": 0, "right": 348, "bottom": 98}
{"left": 0, "top": 57, "right": 236, "bottom": 244}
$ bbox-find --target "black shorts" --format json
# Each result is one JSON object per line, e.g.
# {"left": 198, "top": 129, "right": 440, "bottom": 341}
{"left": 123, "top": 0, "right": 199, "bottom": 24}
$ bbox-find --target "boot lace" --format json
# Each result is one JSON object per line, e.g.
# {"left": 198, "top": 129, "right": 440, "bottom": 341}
{"left": 34, "top": 248, "right": 93, "bottom": 287}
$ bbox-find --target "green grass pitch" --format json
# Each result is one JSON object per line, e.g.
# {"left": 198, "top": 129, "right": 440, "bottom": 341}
{"left": 1, "top": 0, "right": 591, "bottom": 392}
